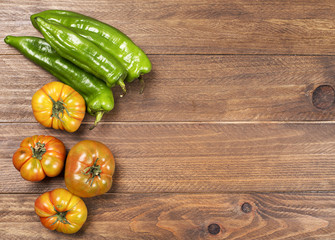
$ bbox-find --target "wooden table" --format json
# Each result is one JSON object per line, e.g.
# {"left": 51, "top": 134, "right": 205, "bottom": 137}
{"left": 2, "top": 0, "right": 335, "bottom": 239}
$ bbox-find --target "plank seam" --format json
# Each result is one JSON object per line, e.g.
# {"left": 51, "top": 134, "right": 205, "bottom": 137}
{"left": 3, "top": 53, "right": 335, "bottom": 57}
{"left": 3, "top": 190, "right": 335, "bottom": 195}
{"left": 1, "top": 121, "right": 335, "bottom": 124}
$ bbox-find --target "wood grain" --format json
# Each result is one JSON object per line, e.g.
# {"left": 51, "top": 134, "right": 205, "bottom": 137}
{"left": 2, "top": 122, "right": 335, "bottom": 193}
{"left": 2, "top": 0, "right": 335, "bottom": 238}
{"left": 2, "top": 192, "right": 335, "bottom": 239}
{"left": 2, "top": 0, "right": 335, "bottom": 55}
{"left": 2, "top": 55, "right": 335, "bottom": 122}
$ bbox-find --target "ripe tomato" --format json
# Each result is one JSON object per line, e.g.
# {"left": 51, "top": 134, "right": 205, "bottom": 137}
{"left": 65, "top": 140, "right": 115, "bottom": 198}
{"left": 35, "top": 188, "right": 88, "bottom": 234}
{"left": 13, "top": 135, "right": 66, "bottom": 181}
{"left": 32, "top": 81, "right": 86, "bottom": 132}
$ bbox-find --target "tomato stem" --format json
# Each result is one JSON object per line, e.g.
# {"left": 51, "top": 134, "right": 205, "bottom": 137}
{"left": 82, "top": 158, "right": 102, "bottom": 187}
{"left": 30, "top": 142, "right": 46, "bottom": 160}
{"left": 48, "top": 95, "right": 70, "bottom": 121}
{"left": 49, "top": 207, "right": 71, "bottom": 226}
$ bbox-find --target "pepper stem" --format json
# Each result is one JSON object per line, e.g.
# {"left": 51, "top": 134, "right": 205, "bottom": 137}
{"left": 89, "top": 111, "right": 104, "bottom": 130}
{"left": 118, "top": 79, "right": 127, "bottom": 93}
{"left": 139, "top": 75, "right": 145, "bottom": 94}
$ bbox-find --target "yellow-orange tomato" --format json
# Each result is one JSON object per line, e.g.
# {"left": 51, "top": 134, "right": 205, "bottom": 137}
{"left": 32, "top": 81, "right": 86, "bottom": 132}
{"left": 13, "top": 135, "right": 66, "bottom": 181}
{"left": 35, "top": 188, "right": 88, "bottom": 234}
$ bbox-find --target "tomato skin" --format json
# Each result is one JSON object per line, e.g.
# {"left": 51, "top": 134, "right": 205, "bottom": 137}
{"left": 35, "top": 188, "right": 88, "bottom": 234}
{"left": 13, "top": 135, "right": 66, "bottom": 181}
{"left": 65, "top": 140, "right": 115, "bottom": 198}
{"left": 32, "top": 81, "right": 86, "bottom": 133}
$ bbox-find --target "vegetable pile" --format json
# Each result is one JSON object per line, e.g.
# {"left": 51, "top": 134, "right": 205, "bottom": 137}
{"left": 7, "top": 10, "right": 148, "bottom": 234}
{"left": 13, "top": 135, "right": 115, "bottom": 234}
{"left": 5, "top": 9, "right": 152, "bottom": 131}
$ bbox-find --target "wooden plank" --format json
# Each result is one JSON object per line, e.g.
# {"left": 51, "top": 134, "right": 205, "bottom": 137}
{"left": 2, "top": 0, "right": 335, "bottom": 55}
{"left": 2, "top": 122, "right": 335, "bottom": 193}
{"left": 2, "top": 55, "right": 335, "bottom": 122}
{"left": 1, "top": 192, "right": 335, "bottom": 239}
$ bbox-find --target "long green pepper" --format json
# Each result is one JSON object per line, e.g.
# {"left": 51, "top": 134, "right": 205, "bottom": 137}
{"left": 4, "top": 35, "right": 114, "bottom": 127}
{"left": 34, "top": 17, "right": 128, "bottom": 92}
{"left": 31, "top": 10, "right": 152, "bottom": 85}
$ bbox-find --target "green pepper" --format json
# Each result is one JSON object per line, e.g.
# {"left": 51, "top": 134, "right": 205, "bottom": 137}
{"left": 31, "top": 10, "right": 152, "bottom": 88}
{"left": 4, "top": 35, "right": 114, "bottom": 128}
{"left": 33, "top": 17, "right": 128, "bottom": 92}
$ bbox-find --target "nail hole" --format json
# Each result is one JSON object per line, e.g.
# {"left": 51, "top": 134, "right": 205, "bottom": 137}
{"left": 208, "top": 223, "right": 221, "bottom": 235}
{"left": 312, "top": 85, "right": 335, "bottom": 110}
{"left": 241, "top": 202, "right": 252, "bottom": 213}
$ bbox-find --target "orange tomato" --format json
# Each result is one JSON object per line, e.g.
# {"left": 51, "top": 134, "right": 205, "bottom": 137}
{"left": 65, "top": 140, "right": 115, "bottom": 198}
{"left": 35, "top": 188, "right": 88, "bottom": 234}
{"left": 13, "top": 135, "right": 66, "bottom": 181}
{"left": 32, "top": 81, "right": 86, "bottom": 132}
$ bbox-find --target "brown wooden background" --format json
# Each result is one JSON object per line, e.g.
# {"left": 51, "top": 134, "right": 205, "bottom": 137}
{"left": 2, "top": 0, "right": 335, "bottom": 239}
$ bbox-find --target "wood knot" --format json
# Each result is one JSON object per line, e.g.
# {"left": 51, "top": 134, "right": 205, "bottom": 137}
{"left": 208, "top": 223, "right": 221, "bottom": 235}
{"left": 241, "top": 202, "right": 252, "bottom": 213}
{"left": 312, "top": 85, "right": 335, "bottom": 110}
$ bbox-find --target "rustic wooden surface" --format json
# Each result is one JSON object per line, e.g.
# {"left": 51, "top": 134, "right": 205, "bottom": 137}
{"left": 2, "top": 0, "right": 335, "bottom": 239}
{"left": 2, "top": 193, "right": 335, "bottom": 239}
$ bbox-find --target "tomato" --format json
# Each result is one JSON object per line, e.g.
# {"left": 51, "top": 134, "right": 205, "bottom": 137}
{"left": 35, "top": 188, "right": 88, "bottom": 234}
{"left": 32, "top": 81, "right": 86, "bottom": 132}
{"left": 65, "top": 140, "right": 115, "bottom": 198}
{"left": 13, "top": 135, "right": 66, "bottom": 181}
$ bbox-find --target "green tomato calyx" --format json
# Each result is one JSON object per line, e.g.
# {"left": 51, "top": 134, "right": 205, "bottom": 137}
{"left": 48, "top": 94, "right": 70, "bottom": 121}
{"left": 83, "top": 158, "right": 102, "bottom": 187}
{"left": 49, "top": 207, "right": 71, "bottom": 225}
{"left": 31, "top": 142, "right": 46, "bottom": 160}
